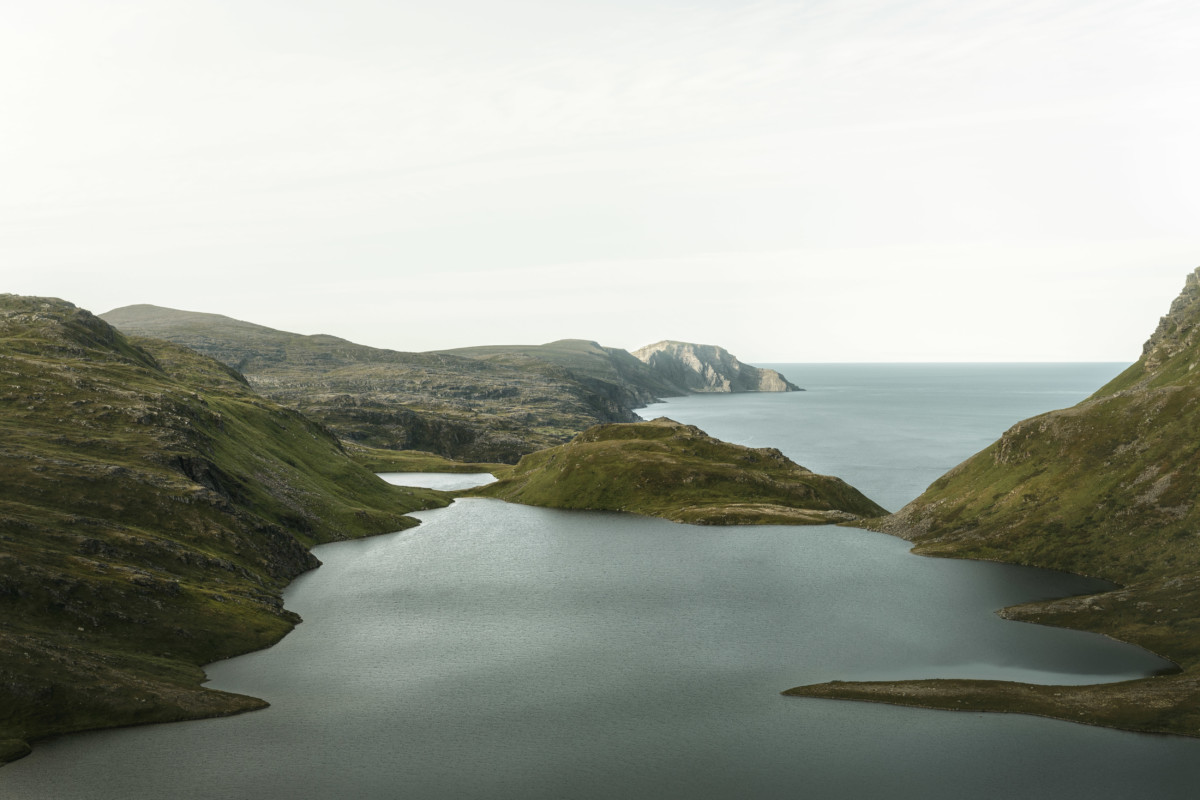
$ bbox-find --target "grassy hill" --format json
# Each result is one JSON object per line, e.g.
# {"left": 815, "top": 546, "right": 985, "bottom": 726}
{"left": 787, "top": 267, "right": 1200, "bottom": 737}
{"left": 102, "top": 307, "right": 669, "bottom": 463}
{"left": 0, "top": 296, "right": 448, "bottom": 763}
{"left": 469, "top": 418, "right": 886, "bottom": 525}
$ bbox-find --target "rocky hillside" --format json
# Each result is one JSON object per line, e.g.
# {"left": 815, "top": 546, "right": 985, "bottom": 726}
{"left": 102, "top": 306, "right": 651, "bottom": 463}
{"left": 469, "top": 418, "right": 885, "bottom": 525}
{"left": 102, "top": 307, "right": 799, "bottom": 463}
{"left": 442, "top": 339, "right": 689, "bottom": 408}
{"left": 787, "top": 267, "right": 1200, "bottom": 737}
{"left": 632, "top": 340, "right": 799, "bottom": 393}
{"left": 0, "top": 296, "right": 448, "bottom": 763}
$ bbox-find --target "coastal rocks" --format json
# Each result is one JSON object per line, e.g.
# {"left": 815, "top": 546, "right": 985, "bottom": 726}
{"left": 632, "top": 341, "right": 800, "bottom": 393}
{"left": 1138, "top": 266, "right": 1200, "bottom": 380}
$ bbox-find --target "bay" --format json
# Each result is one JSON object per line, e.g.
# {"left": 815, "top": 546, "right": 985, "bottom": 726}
{"left": 5, "top": 363, "right": 1199, "bottom": 799}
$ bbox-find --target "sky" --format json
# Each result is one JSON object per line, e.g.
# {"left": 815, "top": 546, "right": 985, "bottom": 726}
{"left": 4, "top": 0, "right": 1199, "bottom": 362}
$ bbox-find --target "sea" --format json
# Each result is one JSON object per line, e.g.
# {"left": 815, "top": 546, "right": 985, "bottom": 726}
{"left": 5, "top": 363, "right": 1200, "bottom": 799}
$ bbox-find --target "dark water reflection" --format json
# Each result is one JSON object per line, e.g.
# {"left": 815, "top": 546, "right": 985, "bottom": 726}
{"left": 6, "top": 363, "right": 1200, "bottom": 799}
{"left": 4, "top": 500, "right": 1190, "bottom": 799}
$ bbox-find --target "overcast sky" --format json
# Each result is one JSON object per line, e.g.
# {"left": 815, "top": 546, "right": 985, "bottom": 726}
{"left": 4, "top": 0, "right": 1199, "bottom": 361}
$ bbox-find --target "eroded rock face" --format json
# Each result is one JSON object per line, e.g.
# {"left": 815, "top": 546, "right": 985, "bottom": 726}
{"left": 1141, "top": 267, "right": 1200, "bottom": 376}
{"left": 631, "top": 341, "right": 800, "bottom": 393}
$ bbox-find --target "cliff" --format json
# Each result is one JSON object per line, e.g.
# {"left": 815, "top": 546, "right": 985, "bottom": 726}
{"left": 0, "top": 296, "right": 448, "bottom": 763}
{"left": 468, "top": 418, "right": 884, "bottom": 525}
{"left": 786, "top": 267, "right": 1200, "bottom": 737}
{"left": 631, "top": 341, "right": 800, "bottom": 393}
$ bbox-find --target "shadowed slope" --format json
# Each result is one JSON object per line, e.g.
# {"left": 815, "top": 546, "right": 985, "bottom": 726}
{"left": 1, "top": 296, "right": 448, "bottom": 763}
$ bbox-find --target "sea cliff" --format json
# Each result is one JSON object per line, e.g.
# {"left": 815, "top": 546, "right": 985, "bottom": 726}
{"left": 632, "top": 340, "right": 799, "bottom": 393}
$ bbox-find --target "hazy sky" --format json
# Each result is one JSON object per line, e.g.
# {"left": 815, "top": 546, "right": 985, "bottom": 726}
{"left": 4, "top": 0, "right": 1199, "bottom": 361}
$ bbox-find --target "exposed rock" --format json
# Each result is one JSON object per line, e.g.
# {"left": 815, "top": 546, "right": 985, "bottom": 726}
{"left": 632, "top": 341, "right": 800, "bottom": 393}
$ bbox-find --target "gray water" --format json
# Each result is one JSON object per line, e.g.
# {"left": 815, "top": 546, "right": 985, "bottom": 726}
{"left": 378, "top": 471, "right": 497, "bottom": 491}
{"left": 6, "top": 363, "right": 1200, "bottom": 799}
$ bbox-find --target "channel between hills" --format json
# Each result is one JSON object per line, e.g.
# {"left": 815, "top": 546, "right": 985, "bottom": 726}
{"left": 785, "top": 267, "right": 1200, "bottom": 739}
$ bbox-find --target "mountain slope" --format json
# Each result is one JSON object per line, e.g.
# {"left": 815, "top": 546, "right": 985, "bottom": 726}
{"left": 632, "top": 340, "right": 799, "bottom": 392}
{"left": 102, "top": 306, "right": 644, "bottom": 463}
{"left": 786, "top": 268, "right": 1200, "bottom": 737}
{"left": 0, "top": 296, "right": 447, "bottom": 763}
{"left": 442, "top": 338, "right": 689, "bottom": 408}
{"left": 469, "top": 418, "right": 885, "bottom": 524}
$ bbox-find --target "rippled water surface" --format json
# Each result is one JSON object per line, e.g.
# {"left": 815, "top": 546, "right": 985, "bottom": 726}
{"left": 6, "top": 363, "right": 1200, "bottom": 799}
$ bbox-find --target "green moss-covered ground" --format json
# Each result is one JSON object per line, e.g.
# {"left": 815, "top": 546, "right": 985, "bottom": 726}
{"left": 468, "top": 417, "right": 885, "bottom": 524}
{"left": 0, "top": 296, "right": 450, "bottom": 763}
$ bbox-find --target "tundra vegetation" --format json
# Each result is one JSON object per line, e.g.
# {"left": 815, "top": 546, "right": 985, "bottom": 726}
{"left": 469, "top": 418, "right": 886, "bottom": 525}
{"left": 0, "top": 296, "right": 449, "bottom": 763}
{"left": 101, "top": 306, "right": 797, "bottom": 464}
{"left": 788, "top": 268, "right": 1200, "bottom": 738}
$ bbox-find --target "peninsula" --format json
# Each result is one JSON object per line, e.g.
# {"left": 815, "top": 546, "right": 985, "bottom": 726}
{"left": 468, "top": 417, "right": 885, "bottom": 524}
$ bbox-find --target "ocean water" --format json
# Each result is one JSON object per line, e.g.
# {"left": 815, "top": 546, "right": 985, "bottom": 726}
{"left": 6, "top": 363, "right": 1200, "bottom": 799}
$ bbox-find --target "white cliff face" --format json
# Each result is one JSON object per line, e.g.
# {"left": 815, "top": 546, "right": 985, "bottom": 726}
{"left": 631, "top": 341, "right": 800, "bottom": 393}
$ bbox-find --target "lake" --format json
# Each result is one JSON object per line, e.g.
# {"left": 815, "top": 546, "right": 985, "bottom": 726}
{"left": 5, "top": 363, "right": 1200, "bottom": 799}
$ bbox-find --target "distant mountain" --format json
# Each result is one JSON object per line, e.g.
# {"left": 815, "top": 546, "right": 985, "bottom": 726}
{"left": 469, "top": 418, "right": 884, "bottom": 525}
{"left": 102, "top": 306, "right": 656, "bottom": 463}
{"left": 632, "top": 340, "right": 800, "bottom": 393}
{"left": 102, "top": 306, "right": 797, "bottom": 462}
{"left": 788, "top": 267, "right": 1200, "bottom": 738}
{"left": 439, "top": 338, "right": 688, "bottom": 409}
{"left": 0, "top": 295, "right": 446, "bottom": 763}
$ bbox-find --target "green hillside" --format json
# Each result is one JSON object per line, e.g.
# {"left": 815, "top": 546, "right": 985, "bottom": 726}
{"left": 469, "top": 418, "right": 885, "bottom": 525}
{"left": 787, "top": 268, "right": 1200, "bottom": 737}
{"left": 101, "top": 307, "right": 661, "bottom": 463}
{"left": 0, "top": 296, "right": 448, "bottom": 763}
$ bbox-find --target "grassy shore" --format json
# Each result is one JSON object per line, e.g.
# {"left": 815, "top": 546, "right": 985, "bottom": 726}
{"left": 468, "top": 417, "right": 886, "bottom": 525}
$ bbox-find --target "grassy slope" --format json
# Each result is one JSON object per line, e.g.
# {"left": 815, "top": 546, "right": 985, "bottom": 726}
{"left": 0, "top": 296, "right": 449, "bottom": 763}
{"left": 468, "top": 418, "right": 886, "bottom": 524}
{"left": 786, "top": 268, "right": 1200, "bottom": 737}
{"left": 100, "top": 308, "right": 660, "bottom": 463}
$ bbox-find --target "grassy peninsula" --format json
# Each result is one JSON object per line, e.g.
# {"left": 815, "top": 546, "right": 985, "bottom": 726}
{"left": 468, "top": 417, "right": 886, "bottom": 524}
{"left": 787, "top": 267, "right": 1200, "bottom": 737}
{"left": 0, "top": 296, "right": 449, "bottom": 763}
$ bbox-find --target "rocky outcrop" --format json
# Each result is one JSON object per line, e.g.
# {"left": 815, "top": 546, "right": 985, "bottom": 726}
{"left": 631, "top": 341, "right": 800, "bottom": 393}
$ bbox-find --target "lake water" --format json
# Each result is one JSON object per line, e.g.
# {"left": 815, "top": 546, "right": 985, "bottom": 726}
{"left": 378, "top": 471, "right": 498, "bottom": 491}
{"left": 6, "top": 363, "right": 1200, "bottom": 799}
